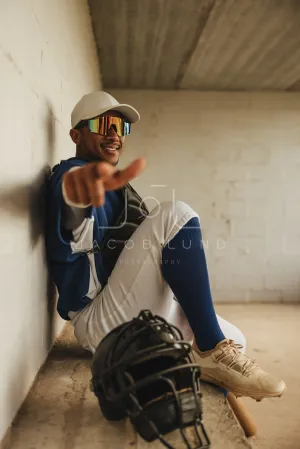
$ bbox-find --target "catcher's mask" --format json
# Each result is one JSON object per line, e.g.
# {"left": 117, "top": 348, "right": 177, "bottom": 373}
{"left": 91, "top": 310, "right": 210, "bottom": 449}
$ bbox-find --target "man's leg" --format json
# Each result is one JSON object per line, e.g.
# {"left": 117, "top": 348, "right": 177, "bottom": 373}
{"left": 70, "top": 200, "right": 285, "bottom": 399}
{"left": 70, "top": 200, "right": 200, "bottom": 351}
{"left": 161, "top": 216, "right": 226, "bottom": 351}
{"left": 161, "top": 214, "right": 284, "bottom": 399}
{"left": 71, "top": 200, "right": 239, "bottom": 350}
{"left": 166, "top": 298, "right": 246, "bottom": 349}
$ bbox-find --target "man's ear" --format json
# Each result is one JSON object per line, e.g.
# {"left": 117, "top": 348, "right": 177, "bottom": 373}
{"left": 69, "top": 128, "right": 82, "bottom": 145}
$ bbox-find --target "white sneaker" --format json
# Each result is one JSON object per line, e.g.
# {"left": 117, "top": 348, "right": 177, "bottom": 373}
{"left": 193, "top": 339, "right": 286, "bottom": 401}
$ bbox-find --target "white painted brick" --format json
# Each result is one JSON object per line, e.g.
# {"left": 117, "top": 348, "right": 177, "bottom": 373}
{"left": 282, "top": 290, "right": 300, "bottom": 303}
{"left": 265, "top": 274, "right": 300, "bottom": 291}
{"left": 282, "top": 218, "right": 300, "bottom": 237}
{"left": 228, "top": 237, "right": 266, "bottom": 258}
{"left": 212, "top": 165, "right": 249, "bottom": 182}
{"left": 0, "top": 0, "right": 101, "bottom": 442}
{"left": 265, "top": 255, "right": 300, "bottom": 276}
{"left": 282, "top": 235, "right": 300, "bottom": 256}
{"left": 232, "top": 274, "right": 264, "bottom": 291}
{"left": 214, "top": 273, "right": 232, "bottom": 290}
{"left": 112, "top": 90, "right": 300, "bottom": 308}
{"left": 209, "top": 197, "right": 245, "bottom": 222}
{"left": 247, "top": 166, "right": 272, "bottom": 181}
{"left": 231, "top": 145, "right": 272, "bottom": 165}
{"left": 0, "top": 52, "right": 36, "bottom": 180}
{"left": 233, "top": 255, "right": 265, "bottom": 276}
{"left": 281, "top": 170, "right": 300, "bottom": 198}
{"left": 203, "top": 219, "right": 232, "bottom": 239}
{"left": 205, "top": 239, "right": 230, "bottom": 263}
{"left": 227, "top": 180, "right": 267, "bottom": 200}
{"left": 232, "top": 217, "right": 266, "bottom": 238}
{"left": 0, "top": 0, "right": 43, "bottom": 91}
{"left": 212, "top": 289, "right": 249, "bottom": 303}
{"left": 247, "top": 290, "right": 283, "bottom": 303}
{"left": 197, "top": 143, "right": 234, "bottom": 164}
{"left": 246, "top": 199, "right": 267, "bottom": 217}
{"left": 272, "top": 147, "right": 300, "bottom": 165}
{"left": 40, "top": 51, "right": 62, "bottom": 111}
{"left": 162, "top": 91, "right": 216, "bottom": 111}
{"left": 228, "top": 200, "right": 247, "bottom": 217}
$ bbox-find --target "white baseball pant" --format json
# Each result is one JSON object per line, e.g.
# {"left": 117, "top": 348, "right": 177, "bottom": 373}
{"left": 69, "top": 201, "right": 246, "bottom": 353}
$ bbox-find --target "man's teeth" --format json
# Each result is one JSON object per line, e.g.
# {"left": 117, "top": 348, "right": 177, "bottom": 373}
{"left": 102, "top": 146, "right": 118, "bottom": 151}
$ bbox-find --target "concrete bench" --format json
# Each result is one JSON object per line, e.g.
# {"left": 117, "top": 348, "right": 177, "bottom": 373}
{"left": 7, "top": 324, "right": 252, "bottom": 449}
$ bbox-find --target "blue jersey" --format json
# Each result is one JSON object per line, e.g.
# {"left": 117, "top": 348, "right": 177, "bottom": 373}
{"left": 45, "top": 158, "right": 124, "bottom": 320}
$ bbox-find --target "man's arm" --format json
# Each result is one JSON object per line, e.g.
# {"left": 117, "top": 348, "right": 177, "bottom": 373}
{"left": 62, "top": 158, "right": 146, "bottom": 208}
{"left": 61, "top": 159, "right": 145, "bottom": 230}
{"left": 61, "top": 166, "right": 89, "bottom": 230}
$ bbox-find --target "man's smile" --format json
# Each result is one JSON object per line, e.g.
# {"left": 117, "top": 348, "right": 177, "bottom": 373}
{"left": 100, "top": 143, "right": 120, "bottom": 154}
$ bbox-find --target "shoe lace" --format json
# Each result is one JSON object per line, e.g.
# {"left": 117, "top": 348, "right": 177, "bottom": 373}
{"left": 215, "top": 339, "right": 258, "bottom": 376}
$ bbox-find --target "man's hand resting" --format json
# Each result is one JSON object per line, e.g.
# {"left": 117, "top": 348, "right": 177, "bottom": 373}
{"left": 62, "top": 158, "right": 146, "bottom": 207}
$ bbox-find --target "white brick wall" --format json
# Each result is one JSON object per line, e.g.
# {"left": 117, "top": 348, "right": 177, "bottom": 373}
{"left": 109, "top": 90, "right": 300, "bottom": 305}
{"left": 0, "top": 1, "right": 101, "bottom": 443}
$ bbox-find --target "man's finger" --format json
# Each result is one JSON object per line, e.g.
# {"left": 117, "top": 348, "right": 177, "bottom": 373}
{"left": 104, "top": 158, "right": 146, "bottom": 191}
{"left": 72, "top": 170, "right": 91, "bottom": 205}
{"left": 63, "top": 170, "right": 90, "bottom": 206}
{"left": 87, "top": 177, "right": 105, "bottom": 207}
{"left": 92, "top": 161, "right": 118, "bottom": 180}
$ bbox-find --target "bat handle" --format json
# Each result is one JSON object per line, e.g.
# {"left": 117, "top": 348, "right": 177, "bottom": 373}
{"left": 227, "top": 392, "right": 257, "bottom": 437}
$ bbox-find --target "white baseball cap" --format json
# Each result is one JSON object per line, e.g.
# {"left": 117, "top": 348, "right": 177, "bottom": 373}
{"left": 71, "top": 91, "right": 140, "bottom": 128}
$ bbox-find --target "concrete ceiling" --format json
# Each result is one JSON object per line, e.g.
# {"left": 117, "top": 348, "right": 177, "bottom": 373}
{"left": 89, "top": 0, "right": 300, "bottom": 91}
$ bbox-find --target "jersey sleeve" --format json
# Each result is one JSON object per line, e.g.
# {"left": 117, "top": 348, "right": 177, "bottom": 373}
{"left": 45, "top": 160, "right": 98, "bottom": 319}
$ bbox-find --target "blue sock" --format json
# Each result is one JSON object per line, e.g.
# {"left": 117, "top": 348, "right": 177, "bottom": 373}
{"left": 161, "top": 217, "right": 225, "bottom": 351}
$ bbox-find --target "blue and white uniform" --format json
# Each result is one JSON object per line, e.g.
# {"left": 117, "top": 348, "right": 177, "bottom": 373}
{"left": 46, "top": 158, "right": 246, "bottom": 353}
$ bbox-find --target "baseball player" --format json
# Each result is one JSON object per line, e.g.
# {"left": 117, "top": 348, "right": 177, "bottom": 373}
{"left": 46, "top": 91, "right": 285, "bottom": 401}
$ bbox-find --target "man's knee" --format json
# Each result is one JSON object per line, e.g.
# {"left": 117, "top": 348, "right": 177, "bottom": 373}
{"left": 143, "top": 200, "right": 199, "bottom": 245}
{"left": 150, "top": 200, "right": 198, "bottom": 220}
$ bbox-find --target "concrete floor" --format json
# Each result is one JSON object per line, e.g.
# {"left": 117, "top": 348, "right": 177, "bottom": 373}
{"left": 4, "top": 304, "right": 299, "bottom": 449}
{"left": 216, "top": 304, "right": 300, "bottom": 449}
{"left": 6, "top": 321, "right": 251, "bottom": 449}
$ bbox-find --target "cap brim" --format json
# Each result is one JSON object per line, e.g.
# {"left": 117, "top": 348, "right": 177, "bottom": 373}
{"left": 72, "top": 103, "right": 140, "bottom": 128}
{"left": 104, "top": 104, "right": 140, "bottom": 123}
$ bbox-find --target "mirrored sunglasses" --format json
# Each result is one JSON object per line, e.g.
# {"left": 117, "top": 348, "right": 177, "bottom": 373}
{"left": 78, "top": 116, "right": 131, "bottom": 136}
